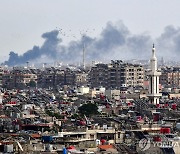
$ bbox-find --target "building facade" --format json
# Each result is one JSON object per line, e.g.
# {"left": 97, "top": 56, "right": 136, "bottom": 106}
{"left": 160, "top": 67, "right": 180, "bottom": 88}
{"left": 0, "top": 67, "right": 5, "bottom": 87}
{"left": 89, "top": 60, "right": 144, "bottom": 89}
{"left": 2, "top": 67, "right": 37, "bottom": 89}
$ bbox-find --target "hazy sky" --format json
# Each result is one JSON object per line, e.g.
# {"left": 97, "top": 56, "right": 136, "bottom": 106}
{"left": 1, "top": 0, "right": 180, "bottom": 63}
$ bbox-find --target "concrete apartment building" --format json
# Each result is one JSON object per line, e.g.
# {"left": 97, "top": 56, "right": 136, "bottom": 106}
{"left": 89, "top": 63, "right": 109, "bottom": 88}
{"left": 123, "top": 63, "right": 144, "bottom": 87}
{"left": 37, "top": 67, "right": 57, "bottom": 88}
{"left": 23, "top": 73, "right": 37, "bottom": 85}
{"left": 2, "top": 68, "right": 24, "bottom": 89}
{"left": 2, "top": 68, "right": 37, "bottom": 89}
{"left": 0, "top": 67, "right": 5, "bottom": 87}
{"left": 75, "top": 72, "right": 88, "bottom": 87}
{"left": 89, "top": 60, "right": 144, "bottom": 89}
{"left": 37, "top": 67, "right": 88, "bottom": 88}
{"left": 37, "top": 68, "right": 71, "bottom": 88}
{"left": 64, "top": 68, "right": 76, "bottom": 86}
{"left": 160, "top": 67, "right": 180, "bottom": 88}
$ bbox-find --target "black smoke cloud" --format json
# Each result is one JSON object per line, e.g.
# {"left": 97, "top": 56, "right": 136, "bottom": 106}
{"left": 157, "top": 25, "right": 180, "bottom": 60}
{"left": 3, "top": 21, "right": 180, "bottom": 66}
{"left": 4, "top": 30, "right": 61, "bottom": 66}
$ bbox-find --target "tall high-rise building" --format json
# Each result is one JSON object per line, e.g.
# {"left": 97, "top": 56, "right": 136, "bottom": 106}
{"left": 147, "top": 45, "right": 162, "bottom": 104}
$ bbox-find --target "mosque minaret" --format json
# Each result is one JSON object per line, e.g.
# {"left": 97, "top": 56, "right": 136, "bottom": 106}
{"left": 147, "top": 44, "right": 162, "bottom": 104}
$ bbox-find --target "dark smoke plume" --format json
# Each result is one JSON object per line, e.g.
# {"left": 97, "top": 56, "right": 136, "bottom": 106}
{"left": 4, "top": 30, "right": 61, "bottom": 66}
{"left": 3, "top": 21, "right": 180, "bottom": 66}
{"left": 157, "top": 25, "right": 180, "bottom": 61}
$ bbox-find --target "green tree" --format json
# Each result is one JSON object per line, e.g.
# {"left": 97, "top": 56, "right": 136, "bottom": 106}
{"left": 78, "top": 103, "right": 98, "bottom": 116}
{"left": 27, "top": 80, "right": 37, "bottom": 88}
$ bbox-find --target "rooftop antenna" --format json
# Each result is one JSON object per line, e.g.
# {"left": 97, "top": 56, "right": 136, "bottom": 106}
{"left": 83, "top": 43, "right": 85, "bottom": 69}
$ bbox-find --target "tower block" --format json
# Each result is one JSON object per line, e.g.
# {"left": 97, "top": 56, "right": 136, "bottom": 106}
{"left": 147, "top": 44, "right": 162, "bottom": 105}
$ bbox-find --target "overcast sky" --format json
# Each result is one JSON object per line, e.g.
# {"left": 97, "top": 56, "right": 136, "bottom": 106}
{"left": 1, "top": 0, "right": 180, "bottom": 63}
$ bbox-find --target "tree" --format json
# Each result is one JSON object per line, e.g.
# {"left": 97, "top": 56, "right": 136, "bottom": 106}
{"left": 45, "top": 110, "right": 63, "bottom": 119}
{"left": 78, "top": 103, "right": 98, "bottom": 116}
{"left": 27, "top": 80, "right": 37, "bottom": 88}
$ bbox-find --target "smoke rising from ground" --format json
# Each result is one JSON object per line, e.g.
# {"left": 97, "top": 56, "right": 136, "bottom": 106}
{"left": 3, "top": 21, "right": 180, "bottom": 66}
{"left": 4, "top": 30, "right": 61, "bottom": 66}
{"left": 157, "top": 25, "right": 180, "bottom": 60}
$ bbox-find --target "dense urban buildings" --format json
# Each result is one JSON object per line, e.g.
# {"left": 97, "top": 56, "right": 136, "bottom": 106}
{"left": 2, "top": 60, "right": 180, "bottom": 93}
{"left": 1, "top": 60, "right": 144, "bottom": 90}
{"left": 0, "top": 46, "right": 180, "bottom": 153}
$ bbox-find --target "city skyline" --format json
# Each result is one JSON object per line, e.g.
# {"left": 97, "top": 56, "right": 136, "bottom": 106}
{"left": 1, "top": 0, "right": 180, "bottom": 65}
{"left": 0, "top": 1, "right": 180, "bottom": 153}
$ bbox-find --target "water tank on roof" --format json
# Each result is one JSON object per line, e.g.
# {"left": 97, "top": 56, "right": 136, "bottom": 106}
{"left": 63, "top": 148, "right": 67, "bottom": 154}
{"left": 121, "top": 84, "right": 126, "bottom": 87}
{"left": 160, "top": 127, "right": 171, "bottom": 134}
{"left": 4, "top": 144, "right": 13, "bottom": 153}
{"left": 44, "top": 144, "right": 53, "bottom": 151}
{"left": 172, "top": 103, "right": 177, "bottom": 110}
{"left": 101, "top": 139, "right": 106, "bottom": 145}
{"left": 96, "top": 139, "right": 101, "bottom": 145}
{"left": 153, "top": 112, "right": 160, "bottom": 122}
{"left": 176, "top": 123, "right": 180, "bottom": 130}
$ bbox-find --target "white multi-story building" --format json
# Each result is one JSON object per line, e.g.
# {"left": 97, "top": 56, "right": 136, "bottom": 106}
{"left": 147, "top": 45, "right": 162, "bottom": 104}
